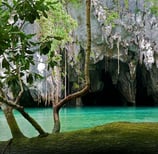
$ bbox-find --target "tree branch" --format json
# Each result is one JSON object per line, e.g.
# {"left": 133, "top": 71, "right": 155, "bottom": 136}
{"left": 14, "top": 67, "right": 24, "bottom": 104}
{"left": 54, "top": 0, "right": 91, "bottom": 110}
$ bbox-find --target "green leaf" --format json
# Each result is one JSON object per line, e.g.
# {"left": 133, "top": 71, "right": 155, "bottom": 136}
{"left": 6, "top": 75, "right": 18, "bottom": 87}
{"left": 40, "top": 41, "right": 52, "bottom": 55}
{"left": 2, "top": 2, "right": 12, "bottom": 10}
{"left": 34, "top": 73, "right": 44, "bottom": 80}
{"left": 20, "top": 72, "right": 24, "bottom": 77}
{"left": 27, "top": 73, "right": 33, "bottom": 84}
{"left": 2, "top": 58, "right": 9, "bottom": 70}
{"left": 48, "top": 59, "right": 56, "bottom": 68}
{"left": 53, "top": 36, "right": 63, "bottom": 40}
{"left": 151, "top": 6, "right": 158, "bottom": 16}
{"left": 25, "top": 50, "right": 34, "bottom": 54}
{"left": 42, "top": 11, "right": 48, "bottom": 18}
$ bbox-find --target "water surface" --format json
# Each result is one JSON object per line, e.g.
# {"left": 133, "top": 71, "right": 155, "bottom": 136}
{"left": 0, "top": 107, "right": 158, "bottom": 141}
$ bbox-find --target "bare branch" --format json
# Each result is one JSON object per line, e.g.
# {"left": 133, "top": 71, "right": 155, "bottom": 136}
{"left": 0, "top": 96, "right": 23, "bottom": 110}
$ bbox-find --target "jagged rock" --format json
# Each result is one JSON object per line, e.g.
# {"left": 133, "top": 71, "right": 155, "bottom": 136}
{"left": 66, "top": 0, "right": 158, "bottom": 106}
{"left": 21, "top": 0, "right": 158, "bottom": 107}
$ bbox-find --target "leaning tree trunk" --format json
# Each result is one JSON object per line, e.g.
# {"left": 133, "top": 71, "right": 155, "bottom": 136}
{"left": 0, "top": 96, "right": 47, "bottom": 137}
{"left": 52, "top": 0, "right": 91, "bottom": 133}
{"left": 17, "top": 108, "right": 47, "bottom": 136}
{"left": 0, "top": 69, "right": 47, "bottom": 138}
{"left": 2, "top": 105, "right": 25, "bottom": 139}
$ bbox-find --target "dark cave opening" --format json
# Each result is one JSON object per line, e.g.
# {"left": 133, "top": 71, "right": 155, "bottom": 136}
{"left": 82, "top": 62, "right": 156, "bottom": 107}
{"left": 135, "top": 64, "right": 155, "bottom": 106}
{"left": 82, "top": 71, "right": 124, "bottom": 106}
{"left": 20, "top": 62, "right": 156, "bottom": 107}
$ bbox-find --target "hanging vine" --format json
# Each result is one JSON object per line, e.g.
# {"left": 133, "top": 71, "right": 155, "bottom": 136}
{"left": 117, "top": 36, "right": 121, "bottom": 75}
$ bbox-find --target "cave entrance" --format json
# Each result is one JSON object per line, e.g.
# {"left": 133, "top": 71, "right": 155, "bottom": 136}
{"left": 135, "top": 64, "right": 155, "bottom": 106}
{"left": 82, "top": 71, "right": 124, "bottom": 106}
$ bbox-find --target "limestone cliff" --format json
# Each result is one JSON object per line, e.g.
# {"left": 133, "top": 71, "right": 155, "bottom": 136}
{"left": 23, "top": 0, "right": 158, "bottom": 106}
{"left": 64, "top": 0, "right": 158, "bottom": 106}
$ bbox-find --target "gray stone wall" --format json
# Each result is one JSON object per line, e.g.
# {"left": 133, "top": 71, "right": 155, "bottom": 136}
{"left": 22, "top": 0, "right": 158, "bottom": 106}
{"left": 65, "top": 0, "right": 158, "bottom": 106}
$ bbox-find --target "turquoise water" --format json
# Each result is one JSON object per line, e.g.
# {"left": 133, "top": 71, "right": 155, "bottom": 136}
{"left": 0, "top": 107, "right": 158, "bottom": 141}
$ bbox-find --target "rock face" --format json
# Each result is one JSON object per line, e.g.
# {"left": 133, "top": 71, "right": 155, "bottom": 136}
{"left": 65, "top": 0, "right": 158, "bottom": 106}
{"left": 136, "top": 63, "right": 158, "bottom": 106}
{"left": 22, "top": 0, "right": 158, "bottom": 107}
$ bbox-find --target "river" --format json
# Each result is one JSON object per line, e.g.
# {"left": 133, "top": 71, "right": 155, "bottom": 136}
{"left": 1, "top": 106, "right": 158, "bottom": 141}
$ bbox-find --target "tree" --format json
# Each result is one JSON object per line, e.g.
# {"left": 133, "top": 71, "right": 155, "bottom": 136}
{"left": 0, "top": 0, "right": 55, "bottom": 139}
{"left": 37, "top": 0, "right": 91, "bottom": 133}
{"left": 0, "top": 0, "right": 91, "bottom": 140}
{"left": 38, "top": 0, "right": 77, "bottom": 106}
{"left": 51, "top": 0, "right": 91, "bottom": 133}
{"left": 2, "top": 0, "right": 157, "bottom": 140}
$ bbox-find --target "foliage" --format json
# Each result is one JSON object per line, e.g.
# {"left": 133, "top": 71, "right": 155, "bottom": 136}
{"left": 104, "top": 8, "right": 119, "bottom": 27}
{"left": 60, "top": 0, "right": 82, "bottom": 5}
{"left": 0, "top": 0, "right": 51, "bottom": 98}
{"left": 38, "top": 0, "right": 77, "bottom": 68}
{"left": 145, "top": 0, "right": 158, "bottom": 16}
{"left": 124, "top": 0, "right": 129, "bottom": 10}
{"left": 150, "top": 5, "right": 158, "bottom": 16}
{"left": 0, "top": 0, "right": 78, "bottom": 139}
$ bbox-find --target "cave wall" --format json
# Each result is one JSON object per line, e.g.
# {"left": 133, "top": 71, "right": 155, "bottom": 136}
{"left": 20, "top": 0, "right": 158, "bottom": 107}
{"left": 136, "top": 63, "right": 158, "bottom": 106}
{"left": 82, "top": 57, "right": 136, "bottom": 106}
{"left": 65, "top": 0, "right": 158, "bottom": 106}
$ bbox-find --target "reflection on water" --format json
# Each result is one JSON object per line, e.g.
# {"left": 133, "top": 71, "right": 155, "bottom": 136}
{"left": 0, "top": 107, "right": 158, "bottom": 141}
